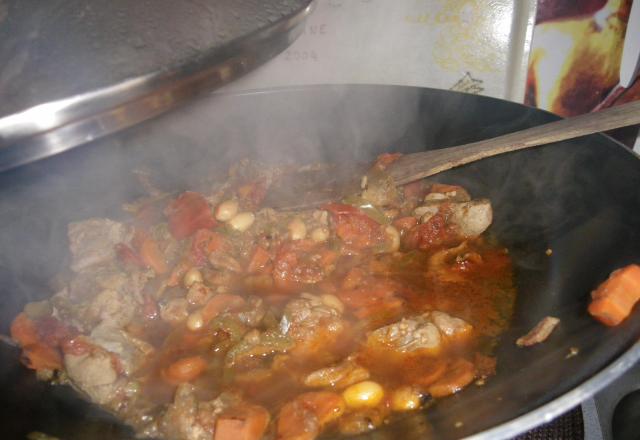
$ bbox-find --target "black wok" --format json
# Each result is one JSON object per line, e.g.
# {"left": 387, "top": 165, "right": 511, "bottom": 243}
{"left": 1, "top": 85, "right": 639, "bottom": 439}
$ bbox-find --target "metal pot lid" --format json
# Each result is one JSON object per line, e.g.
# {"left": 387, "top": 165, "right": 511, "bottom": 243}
{"left": 0, "top": 0, "right": 314, "bottom": 171}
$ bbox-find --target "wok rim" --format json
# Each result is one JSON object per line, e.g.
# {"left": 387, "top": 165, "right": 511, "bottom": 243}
{"left": 464, "top": 341, "right": 640, "bottom": 439}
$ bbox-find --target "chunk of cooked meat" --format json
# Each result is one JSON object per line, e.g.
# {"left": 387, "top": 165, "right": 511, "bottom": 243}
{"left": 87, "top": 288, "right": 138, "bottom": 328}
{"left": 516, "top": 316, "right": 560, "bottom": 347}
{"left": 280, "top": 294, "right": 343, "bottom": 342}
{"left": 304, "top": 356, "right": 370, "bottom": 389}
{"left": 64, "top": 347, "right": 122, "bottom": 405}
{"left": 160, "top": 385, "right": 241, "bottom": 440}
{"left": 89, "top": 323, "right": 154, "bottom": 375}
{"left": 428, "top": 311, "right": 473, "bottom": 339}
{"left": 448, "top": 199, "right": 493, "bottom": 238}
{"left": 68, "top": 219, "right": 133, "bottom": 272}
{"left": 367, "top": 315, "right": 442, "bottom": 353}
{"left": 52, "top": 266, "right": 147, "bottom": 331}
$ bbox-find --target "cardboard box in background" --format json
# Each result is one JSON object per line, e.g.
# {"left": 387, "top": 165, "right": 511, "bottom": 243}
{"left": 225, "top": 0, "right": 537, "bottom": 102}
{"left": 524, "top": 0, "right": 640, "bottom": 149}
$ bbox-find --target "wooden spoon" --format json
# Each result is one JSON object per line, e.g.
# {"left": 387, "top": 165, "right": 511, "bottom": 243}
{"left": 265, "top": 100, "right": 640, "bottom": 209}
{"left": 387, "top": 100, "right": 640, "bottom": 185}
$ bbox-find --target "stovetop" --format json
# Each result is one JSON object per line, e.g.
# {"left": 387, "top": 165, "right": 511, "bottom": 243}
{"left": 512, "top": 363, "right": 640, "bottom": 440}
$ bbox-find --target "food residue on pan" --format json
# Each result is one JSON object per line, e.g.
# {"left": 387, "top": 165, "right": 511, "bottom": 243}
{"left": 516, "top": 316, "right": 560, "bottom": 347}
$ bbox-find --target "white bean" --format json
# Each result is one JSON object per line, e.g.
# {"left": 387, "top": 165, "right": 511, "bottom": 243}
{"left": 390, "top": 386, "right": 424, "bottom": 411}
{"left": 384, "top": 225, "right": 401, "bottom": 252}
{"left": 183, "top": 267, "right": 203, "bottom": 288}
{"left": 229, "top": 212, "right": 255, "bottom": 232}
{"left": 215, "top": 199, "right": 239, "bottom": 222}
{"left": 342, "top": 381, "right": 385, "bottom": 409}
{"left": 311, "top": 227, "right": 329, "bottom": 243}
{"left": 288, "top": 217, "right": 307, "bottom": 240}
{"left": 186, "top": 310, "right": 204, "bottom": 331}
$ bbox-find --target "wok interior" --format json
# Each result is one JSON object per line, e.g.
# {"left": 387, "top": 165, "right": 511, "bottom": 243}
{"left": 1, "top": 85, "right": 640, "bottom": 439}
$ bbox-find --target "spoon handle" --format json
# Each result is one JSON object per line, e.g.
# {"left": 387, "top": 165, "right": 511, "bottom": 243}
{"left": 388, "top": 100, "right": 640, "bottom": 185}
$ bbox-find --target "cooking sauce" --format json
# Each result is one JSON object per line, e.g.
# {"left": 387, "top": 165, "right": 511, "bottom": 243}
{"left": 10, "top": 160, "right": 515, "bottom": 440}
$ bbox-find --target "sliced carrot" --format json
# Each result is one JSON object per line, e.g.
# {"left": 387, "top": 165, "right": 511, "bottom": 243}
{"left": 162, "top": 355, "right": 207, "bottom": 384}
{"left": 247, "top": 246, "right": 271, "bottom": 274}
{"left": 214, "top": 405, "right": 270, "bottom": 440}
{"left": 201, "top": 294, "right": 245, "bottom": 324}
{"left": 11, "top": 313, "right": 63, "bottom": 371}
{"left": 22, "top": 343, "right": 62, "bottom": 371}
{"left": 588, "top": 264, "right": 640, "bottom": 326}
{"left": 139, "top": 236, "right": 168, "bottom": 274}
{"left": 277, "top": 400, "right": 318, "bottom": 440}
{"left": 277, "top": 392, "right": 344, "bottom": 440}
{"left": 10, "top": 313, "right": 39, "bottom": 347}
{"left": 298, "top": 391, "right": 345, "bottom": 426}
{"left": 427, "top": 358, "right": 475, "bottom": 398}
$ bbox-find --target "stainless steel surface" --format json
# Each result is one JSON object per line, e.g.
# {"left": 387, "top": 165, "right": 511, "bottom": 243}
{"left": 467, "top": 342, "right": 640, "bottom": 440}
{"left": 0, "top": 0, "right": 314, "bottom": 172}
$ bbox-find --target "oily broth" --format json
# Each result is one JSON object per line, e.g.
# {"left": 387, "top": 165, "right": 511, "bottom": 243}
{"left": 136, "top": 235, "right": 515, "bottom": 417}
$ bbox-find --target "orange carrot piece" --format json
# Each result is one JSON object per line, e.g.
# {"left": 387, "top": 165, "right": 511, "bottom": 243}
{"left": 22, "top": 343, "right": 63, "bottom": 371}
{"left": 297, "top": 391, "right": 345, "bottom": 426}
{"left": 277, "top": 392, "right": 344, "bottom": 440}
{"left": 11, "top": 313, "right": 63, "bottom": 371}
{"left": 277, "top": 400, "right": 317, "bottom": 440}
{"left": 10, "top": 313, "right": 39, "bottom": 347}
{"left": 247, "top": 246, "right": 271, "bottom": 274}
{"left": 589, "top": 264, "right": 640, "bottom": 326}
{"left": 427, "top": 358, "right": 475, "bottom": 398}
{"left": 214, "top": 405, "right": 270, "bottom": 440}
{"left": 162, "top": 355, "right": 207, "bottom": 384}
{"left": 139, "top": 237, "right": 168, "bottom": 274}
{"left": 201, "top": 294, "right": 245, "bottom": 324}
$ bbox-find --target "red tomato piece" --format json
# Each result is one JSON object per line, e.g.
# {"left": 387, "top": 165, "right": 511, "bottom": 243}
{"left": 273, "top": 241, "right": 327, "bottom": 291}
{"left": 324, "top": 203, "right": 385, "bottom": 250}
{"left": 165, "top": 192, "right": 217, "bottom": 239}
{"left": 403, "top": 211, "right": 459, "bottom": 251}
